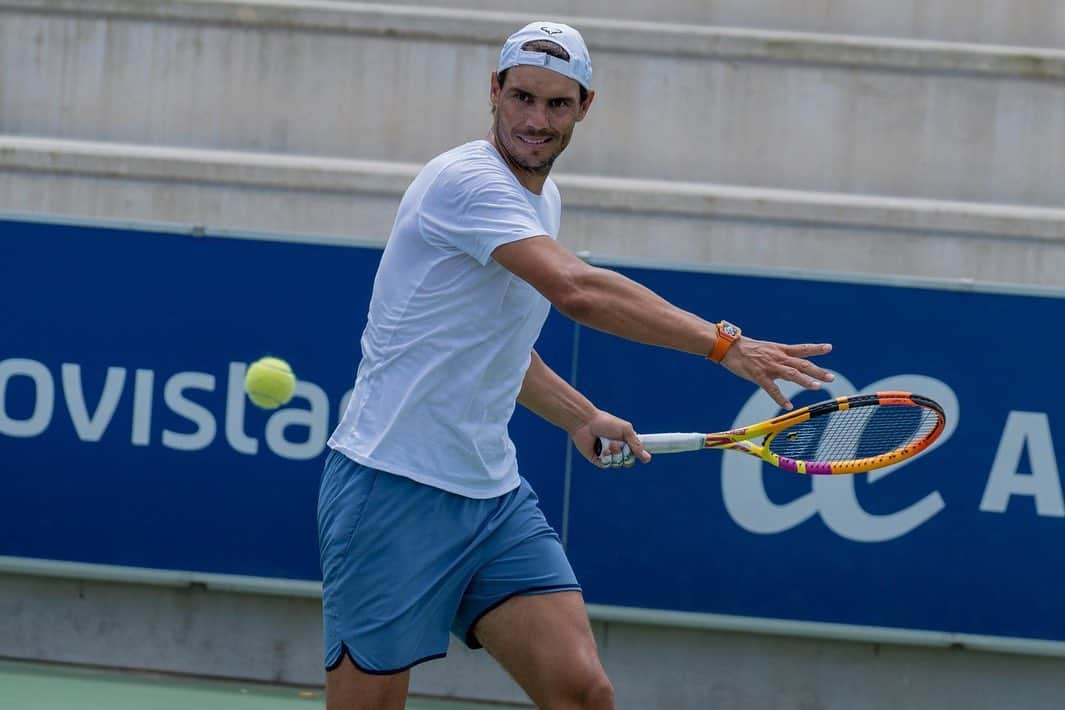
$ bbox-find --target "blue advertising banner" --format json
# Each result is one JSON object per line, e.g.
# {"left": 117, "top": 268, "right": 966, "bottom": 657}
{"left": 3, "top": 215, "right": 1064, "bottom": 647}
{"left": 566, "top": 262, "right": 1065, "bottom": 645}
{"left": 0, "top": 217, "right": 569, "bottom": 580}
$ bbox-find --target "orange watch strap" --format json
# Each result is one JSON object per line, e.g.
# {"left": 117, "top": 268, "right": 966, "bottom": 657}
{"left": 708, "top": 320, "right": 741, "bottom": 362}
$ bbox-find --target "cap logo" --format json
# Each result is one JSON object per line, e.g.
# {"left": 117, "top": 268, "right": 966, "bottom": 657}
{"left": 539, "top": 26, "right": 563, "bottom": 35}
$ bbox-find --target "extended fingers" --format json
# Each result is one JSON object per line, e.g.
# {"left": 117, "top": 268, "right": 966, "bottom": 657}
{"left": 784, "top": 342, "right": 832, "bottom": 357}
{"left": 758, "top": 377, "right": 792, "bottom": 410}
{"left": 781, "top": 358, "right": 835, "bottom": 388}
{"left": 727, "top": 338, "right": 834, "bottom": 411}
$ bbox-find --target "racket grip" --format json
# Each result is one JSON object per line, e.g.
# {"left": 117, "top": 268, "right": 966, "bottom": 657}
{"left": 639, "top": 433, "right": 706, "bottom": 454}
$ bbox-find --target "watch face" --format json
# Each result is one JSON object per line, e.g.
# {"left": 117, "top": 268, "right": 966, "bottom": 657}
{"left": 720, "top": 322, "right": 740, "bottom": 338}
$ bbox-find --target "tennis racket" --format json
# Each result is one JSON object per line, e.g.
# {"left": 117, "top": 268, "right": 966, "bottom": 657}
{"left": 597, "top": 391, "right": 945, "bottom": 475}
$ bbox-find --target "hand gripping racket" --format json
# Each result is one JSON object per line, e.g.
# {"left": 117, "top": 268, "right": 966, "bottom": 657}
{"left": 598, "top": 391, "right": 945, "bottom": 475}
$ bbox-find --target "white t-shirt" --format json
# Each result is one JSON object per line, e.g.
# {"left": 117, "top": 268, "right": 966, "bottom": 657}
{"left": 329, "top": 140, "right": 562, "bottom": 498}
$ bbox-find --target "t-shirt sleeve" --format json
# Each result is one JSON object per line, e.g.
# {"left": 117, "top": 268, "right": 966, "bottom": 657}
{"left": 418, "top": 159, "right": 548, "bottom": 265}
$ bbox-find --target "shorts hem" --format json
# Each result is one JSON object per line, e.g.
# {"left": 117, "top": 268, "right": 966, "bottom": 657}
{"left": 463, "top": 584, "right": 583, "bottom": 649}
{"left": 325, "top": 642, "right": 448, "bottom": 675}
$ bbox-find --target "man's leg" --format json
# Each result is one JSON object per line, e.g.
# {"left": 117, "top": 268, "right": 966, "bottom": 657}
{"left": 325, "top": 655, "right": 410, "bottom": 710}
{"left": 473, "top": 591, "right": 614, "bottom": 710}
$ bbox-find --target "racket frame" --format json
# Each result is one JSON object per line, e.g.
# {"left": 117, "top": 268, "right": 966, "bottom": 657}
{"left": 641, "top": 391, "right": 945, "bottom": 475}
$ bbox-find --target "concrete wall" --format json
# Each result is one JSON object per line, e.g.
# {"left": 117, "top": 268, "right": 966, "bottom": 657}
{"left": 4, "top": 137, "right": 1063, "bottom": 287}
{"left": 3, "top": 571, "right": 1065, "bottom": 709}
{"left": 390, "top": 0, "right": 1065, "bottom": 48}
{"left": 3, "top": 1, "right": 1065, "bottom": 205}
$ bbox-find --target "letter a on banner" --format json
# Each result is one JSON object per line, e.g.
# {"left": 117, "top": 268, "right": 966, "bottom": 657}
{"left": 980, "top": 411, "right": 1064, "bottom": 517}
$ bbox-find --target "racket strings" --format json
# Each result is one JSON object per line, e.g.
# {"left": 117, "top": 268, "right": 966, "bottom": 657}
{"left": 767, "top": 404, "right": 939, "bottom": 463}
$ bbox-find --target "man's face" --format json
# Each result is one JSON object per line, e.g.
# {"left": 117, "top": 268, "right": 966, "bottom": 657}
{"left": 490, "top": 65, "right": 594, "bottom": 177}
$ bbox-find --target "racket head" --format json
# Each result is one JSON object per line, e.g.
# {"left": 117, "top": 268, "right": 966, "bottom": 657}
{"left": 753, "top": 391, "right": 945, "bottom": 474}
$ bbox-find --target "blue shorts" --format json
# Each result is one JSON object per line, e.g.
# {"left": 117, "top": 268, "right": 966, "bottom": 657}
{"left": 317, "top": 449, "right": 581, "bottom": 674}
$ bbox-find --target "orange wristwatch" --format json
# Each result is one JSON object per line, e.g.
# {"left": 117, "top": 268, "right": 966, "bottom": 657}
{"left": 707, "top": 320, "right": 741, "bottom": 362}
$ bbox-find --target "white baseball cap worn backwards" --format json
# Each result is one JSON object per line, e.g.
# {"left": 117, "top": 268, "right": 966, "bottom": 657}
{"left": 498, "top": 21, "right": 592, "bottom": 90}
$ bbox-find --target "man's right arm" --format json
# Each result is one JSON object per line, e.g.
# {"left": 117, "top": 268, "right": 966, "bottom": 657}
{"left": 492, "top": 235, "right": 834, "bottom": 409}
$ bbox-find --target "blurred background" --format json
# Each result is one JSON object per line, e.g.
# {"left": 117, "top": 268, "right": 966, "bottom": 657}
{"left": 2, "top": 1, "right": 1065, "bottom": 708}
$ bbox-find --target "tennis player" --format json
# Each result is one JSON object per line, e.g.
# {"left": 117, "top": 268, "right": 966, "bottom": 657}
{"left": 319, "top": 21, "right": 834, "bottom": 709}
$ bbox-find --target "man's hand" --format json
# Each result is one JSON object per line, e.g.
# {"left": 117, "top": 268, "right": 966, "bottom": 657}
{"left": 720, "top": 337, "right": 834, "bottom": 410}
{"left": 569, "top": 410, "right": 651, "bottom": 468}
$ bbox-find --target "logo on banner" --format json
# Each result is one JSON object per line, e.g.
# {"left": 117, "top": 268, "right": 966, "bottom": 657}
{"left": 0, "top": 358, "right": 352, "bottom": 461}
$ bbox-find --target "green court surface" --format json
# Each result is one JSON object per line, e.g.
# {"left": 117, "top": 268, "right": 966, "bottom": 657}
{"left": 0, "top": 659, "right": 524, "bottom": 710}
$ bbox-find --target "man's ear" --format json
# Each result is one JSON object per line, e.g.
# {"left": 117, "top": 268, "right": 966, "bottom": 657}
{"left": 490, "top": 71, "right": 502, "bottom": 108}
{"left": 577, "top": 89, "right": 596, "bottom": 121}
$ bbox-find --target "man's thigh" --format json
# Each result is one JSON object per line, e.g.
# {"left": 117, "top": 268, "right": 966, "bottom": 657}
{"left": 473, "top": 591, "right": 614, "bottom": 709}
{"left": 326, "top": 655, "right": 409, "bottom": 710}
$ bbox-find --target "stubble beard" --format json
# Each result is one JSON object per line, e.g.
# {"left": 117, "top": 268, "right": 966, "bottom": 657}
{"left": 493, "top": 118, "right": 559, "bottom": 177}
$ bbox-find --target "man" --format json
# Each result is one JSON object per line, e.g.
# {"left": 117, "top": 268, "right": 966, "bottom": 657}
{"left": 319, "top": 21, "right": 834, "bottom": 709}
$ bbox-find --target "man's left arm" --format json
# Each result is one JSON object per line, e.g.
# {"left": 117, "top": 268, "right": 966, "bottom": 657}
{"left": 517, "top": 349, "right": 649, "bottom": 467}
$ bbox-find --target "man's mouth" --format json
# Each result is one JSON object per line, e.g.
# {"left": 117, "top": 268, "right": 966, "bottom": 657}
{"left": 516, "top": 134, "right": 552, "bottom": 146}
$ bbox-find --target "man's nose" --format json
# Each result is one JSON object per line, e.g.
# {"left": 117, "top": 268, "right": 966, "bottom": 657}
{"left": 525, "top": 102, "right": 549, "bottom": 131}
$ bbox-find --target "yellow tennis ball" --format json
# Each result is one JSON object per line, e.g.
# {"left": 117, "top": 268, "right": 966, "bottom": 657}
{"left": 244, "top": 357, "right": 296, "bottom": 410}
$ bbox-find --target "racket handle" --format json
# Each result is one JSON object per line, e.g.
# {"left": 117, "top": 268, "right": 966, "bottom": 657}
{"left": 639, "top": 433, "right": 705, "bottom": 454}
